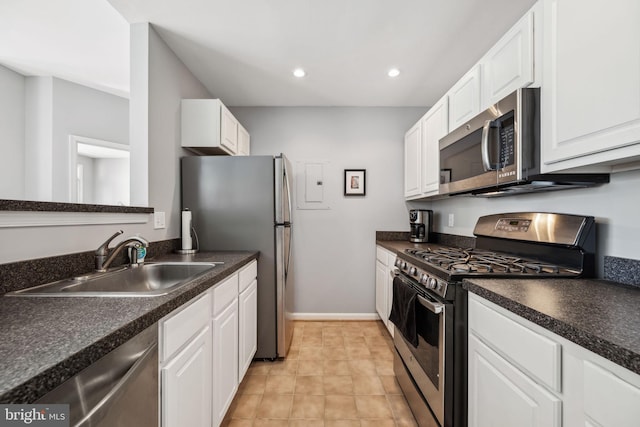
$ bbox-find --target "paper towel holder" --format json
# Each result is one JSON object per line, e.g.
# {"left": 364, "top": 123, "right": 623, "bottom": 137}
{"left": 175, "top": 226, "right": 199, "bottom": 254}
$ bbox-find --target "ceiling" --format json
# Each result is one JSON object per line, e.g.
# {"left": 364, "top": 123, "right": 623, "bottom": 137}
{"left": 2, "top": 0, "right": 537, "bottom": 107}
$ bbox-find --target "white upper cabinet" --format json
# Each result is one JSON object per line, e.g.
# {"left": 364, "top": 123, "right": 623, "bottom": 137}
{"left": 447, "top": 65, "right": 481, "bottom": 133}
{"left": 404, "top": 121, "right": 422, "bottom": 197}
{"left": 237, "top": 123, "right": 251, "bottom": 156}
{"left": 181, "top": 99, "right": 250, "bottom": 156}
{"left": 421, "top": 96, "right": 448, "bottom": 195}
{"left": 540, "top": 0, "right": 640, "bottom": 172}
{"left": 481, "top": 8, "right": 535, "bottom": 109}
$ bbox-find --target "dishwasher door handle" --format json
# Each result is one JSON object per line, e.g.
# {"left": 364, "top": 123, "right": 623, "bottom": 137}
{"left": 75, "top": 342, "right": 157, "bottom": 427}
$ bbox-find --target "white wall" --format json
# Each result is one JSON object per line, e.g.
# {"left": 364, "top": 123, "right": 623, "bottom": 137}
{"left": 0, "top": 23, "right": 210, "bottom": 264}
{"left": 232, "top": 107, "right": 425, "bottom": 315}
{"left": 0, "top": 65, "right": 25, "bottom": 200}
{"left": 411, "top": 168, "right": 640, "bottom": 275}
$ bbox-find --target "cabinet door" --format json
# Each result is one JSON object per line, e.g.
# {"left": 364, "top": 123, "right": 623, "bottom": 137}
{"left": 421, "top": 97, "right": 448, "bottom": 195}
{"left": 481, "top": 10, "right": 534, "bottom": 108}
{"left": 404, "top": 122, "right": 422, "bottom": 197}
{"left": 220, "top": 105, "right": 238, "bottom": 154}
{"left": 469, "top": 334, "right": 561, "bottom": 427}
{"left": 212, "top": 300, "right": 239, "bottom": 426}
{"left": 448, "top": 65, "right": 481, "bottom": 132}
{"left": 541, "top": 0, "right": 640, "bottom": 170}
{"left": 162, "top": 326, "right": 212, "bottom": 427}
{"left": 385, "top": 253, "right": 396, "bottom": 337}
{"left": 237, "top": 124, "right": 250, "bottom": 156}
{"left": 238, "top": 279, "right": 257, "bottom": 382}
{"left": 375, "top": 259, "right": 387, "bottom": 326}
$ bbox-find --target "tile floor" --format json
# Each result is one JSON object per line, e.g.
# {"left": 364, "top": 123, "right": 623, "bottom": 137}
{"left": 222, "top": 320, "right": 418, "bottom": 427}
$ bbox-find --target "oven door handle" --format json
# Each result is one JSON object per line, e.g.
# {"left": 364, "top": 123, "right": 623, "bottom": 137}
{"left": 417, "top": 294, "right": 444, "bottom": 314}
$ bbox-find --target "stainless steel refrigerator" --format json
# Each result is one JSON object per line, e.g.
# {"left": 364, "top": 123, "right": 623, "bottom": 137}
{"left": 181, "top": 154, "right": 293, "bottom": 359}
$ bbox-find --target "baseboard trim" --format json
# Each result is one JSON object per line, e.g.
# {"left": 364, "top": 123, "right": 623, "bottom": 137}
{"left": 290, "top": 313, "right": 381, "bottom": 321}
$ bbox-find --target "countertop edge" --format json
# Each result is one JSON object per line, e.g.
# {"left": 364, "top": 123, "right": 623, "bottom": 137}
{"left": 464, "top": 280, "right": 640, "bottom": 376}
{"left": 0, "top": 252, "right": 258, "bottom": 403}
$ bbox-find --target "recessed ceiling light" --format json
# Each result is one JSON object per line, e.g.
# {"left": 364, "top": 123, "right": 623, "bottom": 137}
{"left": 388, "top": 68, "right": 400, "bottom": 78}
{"left": 293, "top": 68, "right": 306, "bottom": 78}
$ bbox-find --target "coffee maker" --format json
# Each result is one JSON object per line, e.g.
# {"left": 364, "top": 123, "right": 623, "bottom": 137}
{"left": 409, "top": 209, "right": 432, "bottom": 243}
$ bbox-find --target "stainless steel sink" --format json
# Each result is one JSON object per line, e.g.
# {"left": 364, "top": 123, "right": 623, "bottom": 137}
{"left": 6, "top": 262, "right": 221, "bottom": 297}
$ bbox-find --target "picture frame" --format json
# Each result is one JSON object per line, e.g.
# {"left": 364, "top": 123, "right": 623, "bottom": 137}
{"left": 344, "top": 169, "right": 366, "bottom": 196}
{"left": 440, "top": 168, "right": 452, "bottom": 184}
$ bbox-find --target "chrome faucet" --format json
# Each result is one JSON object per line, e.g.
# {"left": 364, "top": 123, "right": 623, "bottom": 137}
{"left": 95, "top": 230, "right": 149, "bottom": 272}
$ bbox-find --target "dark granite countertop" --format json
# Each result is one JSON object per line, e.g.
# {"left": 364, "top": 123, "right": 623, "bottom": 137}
{"left": 0, "top": 251, "right": 258, "bottom": 403}
{"left": 464, "top": 278, "right": 640, "bottom": 376}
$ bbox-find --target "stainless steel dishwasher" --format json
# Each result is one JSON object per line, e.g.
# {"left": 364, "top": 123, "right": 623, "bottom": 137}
{"left": 37, "top": 324, "right": 158, "bottom": 427}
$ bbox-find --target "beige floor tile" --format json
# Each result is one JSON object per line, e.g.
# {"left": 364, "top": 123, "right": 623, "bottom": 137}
{"left": 374, "top": 358, "right": 395, "bottom": 376}
{"left": 323, "top": 335, "right": 345, "bottom": 347}
{"left": 256, "top": 394, "right": 294, "bottom": 419}
{"left": 239, "top": 375, "right": 267, "bottom": 394}
{"left": 266, "top": 375, "right": 296, "bottom": 394}
{"left": 342, "top": 334, "right": 366, "bottom": 344}
{"left": 395, "top": 418, "right": 419, "bottom": 427}
{"left": 254, "top": 419, "right": 290, "bottom": 427}
{"left": 322, "top": 346, "right": 348, "bottom": 360}
{"left": 323, "top": 375, "right": 354, "bottom": 395}
{"left": 364, "top": 335, "right": 390, "bottom": 348}
{"left": 324, "top": 420, "right": 360, "bottom": 427}
{"left": 297, "top": 360, "right": 324, "bottom": 376}
{"left": 322, "top": 327, "right": 343, "bottom": 337}
{"left": 348, "top": 360, "right": 377, "bottom": 376}
{"left": 379, "top": 375, "right": 403, "bottom": 394}
{"left": 355, "top": 395, "right": 393, "bottom": 418}
{"left": 288, "top": 420, "right": 325, "bottom": 427}
{"left": 287, "top": 348, "right": 300, "bottom": 360}
{"left": 352, "top": 376, "right": 386, "bottom": 395}
{"left": 301, "top": 335, "right": 324, "bottom": 347}
{"left": 360, "top": 419, "right": 396, "bottom": 427}
{"left": 345, "top": 345, "right": 372, "bottom": 360}
{"left": 229, "top": 394, "right": 262, "bottom": 419}
{"left": 298, "top": 346, "right": 324, "bottom": 361}
{"left": 388, "top": 394, "right": 415, "bottom": 422}
{"left": 324, "top": 395, "right": 358, "bottom": 419}
{"left": 225, "top": 419, "right": 254, "bottom": 427}
{"left": 322, "top": 360, "right": 350, "bottom": 376}
{"left": 294, "top": 376, "right": 324, "bottom": 395}
{"left": 270, "top": 360, "right": 299, "bottom": 376}
{"left": 248, "top": 362, "right": 273, "bottom": 376}
{"left": 290, "top": 395, "right": 325, "bottom": 418}
{"left": 369, "top": 346, "right": 394, "bottom": 361}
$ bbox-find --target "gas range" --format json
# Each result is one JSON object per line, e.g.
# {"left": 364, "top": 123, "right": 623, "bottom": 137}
{"left": 394, "top": 212, "right": 597, "bottom": 300}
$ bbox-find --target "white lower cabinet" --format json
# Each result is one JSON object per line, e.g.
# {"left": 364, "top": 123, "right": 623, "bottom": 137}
{"left": 160, "top": 260, "right": 258, "bottom": 427}
{"left": 469, "top": 293, "right": 640, "bottom": 427}
{"left": 212, "top": 297, "right": 239, "bottom": 426}
{"left": 469, "top": 334, "right": 561, "bottom": 427}
{"left": 375, "top": 245, "right": 396, "bottom": 336}
{"left": 161, "top": 327, "right": 213, "bottom": 427}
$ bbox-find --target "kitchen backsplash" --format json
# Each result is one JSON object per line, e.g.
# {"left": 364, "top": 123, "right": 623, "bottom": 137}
{"left": 604, "top": 256, "right": 640, "bottom": 288}
{"left": 0, "top": 239, "right": 180, "bottom": 295}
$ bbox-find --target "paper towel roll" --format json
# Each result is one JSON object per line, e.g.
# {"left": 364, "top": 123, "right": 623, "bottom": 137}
{"left": 181, "top": 209, "right": 192, "bottom": 250}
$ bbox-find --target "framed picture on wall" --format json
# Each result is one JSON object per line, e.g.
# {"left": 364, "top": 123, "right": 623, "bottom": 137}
{"left": 344, "top": 169, "right": 366, "bottom": 196}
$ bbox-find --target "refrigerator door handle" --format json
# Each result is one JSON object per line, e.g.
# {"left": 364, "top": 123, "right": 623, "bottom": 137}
{"left": 285, "top": 226, "right": 292, "bottom": 278}
{"left": 283, "top": 156, "right": 293, "bottom": 226}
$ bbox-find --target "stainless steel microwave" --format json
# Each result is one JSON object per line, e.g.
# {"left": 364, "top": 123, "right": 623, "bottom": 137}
{"left": 438, "top": 88, "right": 608, "bottom": 197}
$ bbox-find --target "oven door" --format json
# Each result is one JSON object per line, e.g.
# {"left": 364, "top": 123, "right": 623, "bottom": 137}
{"left": 392, "top": 274, "right": 448, "bottom": 426}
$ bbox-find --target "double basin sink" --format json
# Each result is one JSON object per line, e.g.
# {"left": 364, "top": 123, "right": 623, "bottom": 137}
{"left": 7, "top": 262, "right": 221, "bottom": 297}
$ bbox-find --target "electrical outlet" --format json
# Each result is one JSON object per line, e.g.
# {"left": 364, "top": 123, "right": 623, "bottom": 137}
{"left": 154, "top": 211, "right": 166, "bottom": 229}
{"left": 448, "top": 213, "right": 455, "bottom": 228}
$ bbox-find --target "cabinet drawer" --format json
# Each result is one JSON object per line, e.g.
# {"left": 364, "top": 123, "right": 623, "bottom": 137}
{"left": 376, "top": 247, "right": 389, "bottom": 265}
{"left": 583, "top": 361, "right": 640, "bottom": 427}
{"left": 161, "top": 292, "right": 211, "bottom": 362}
{"left": 469, "top": 296, "right": 561, "bottom": 392}
{"left": 239, "top": 261, "right": 257, "bottom": 293}
{"left": 213, "top": 274, "right": 239, "bottom": 314}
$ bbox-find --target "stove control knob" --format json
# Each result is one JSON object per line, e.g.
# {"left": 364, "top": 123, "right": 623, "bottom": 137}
{"left": 420, "top": 274, "right": 429, "bottom": 284}
{"left": 428, "top": 278, "right": 437, "bottom": 289}
{"left": 401, "top": 261, "right": 408, "bottom": 270}
{"left": 409, "top": 267, "right": 417, "bottom": 276}
{"left": 394, "top": 259, "right": 402, "bottom": 268}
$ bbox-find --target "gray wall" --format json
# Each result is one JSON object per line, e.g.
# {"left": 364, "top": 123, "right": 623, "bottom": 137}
{"left": 0, "top": 65, "right": 25, "bottom": 200}
{"left": 411, "top": 168, "right": 640, "bottom": 276}
{"left": 232, "top": 107, "right": 425, "bottom": 315}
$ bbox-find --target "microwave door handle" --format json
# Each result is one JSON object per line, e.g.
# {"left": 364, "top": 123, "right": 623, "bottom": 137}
{"left": 481, "top": 120, "right": 495, "bottom": 171}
